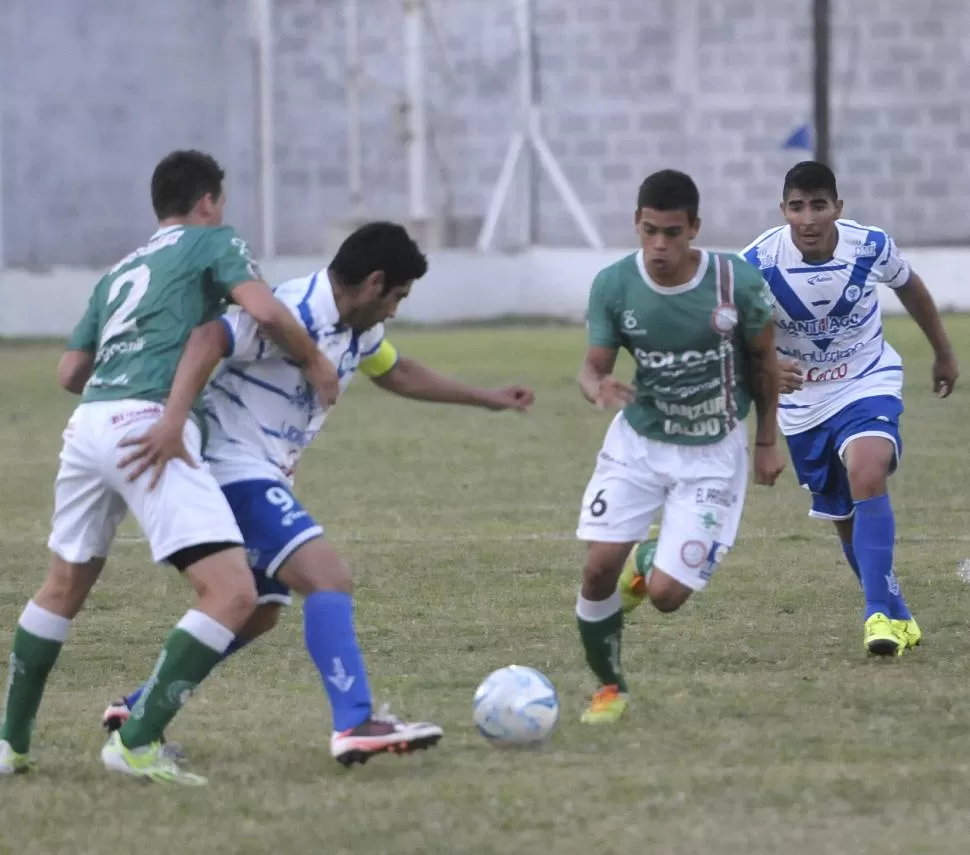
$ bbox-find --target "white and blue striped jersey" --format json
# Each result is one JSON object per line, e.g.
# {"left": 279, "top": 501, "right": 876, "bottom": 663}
{"left": 741, "top": 219, "right": 912, "bottom": 435}
{"left": 203, "top": 270, "right": 387, "bottom": 486}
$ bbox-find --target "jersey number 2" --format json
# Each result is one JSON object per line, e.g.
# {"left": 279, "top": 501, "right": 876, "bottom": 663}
{"left": 100, "top": 264, "right": 151, "bottom": 347}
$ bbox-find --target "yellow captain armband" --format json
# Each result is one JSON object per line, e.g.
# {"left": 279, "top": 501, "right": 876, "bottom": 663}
{"left": 360, "top": 339, "right": 399, "bottom": 378}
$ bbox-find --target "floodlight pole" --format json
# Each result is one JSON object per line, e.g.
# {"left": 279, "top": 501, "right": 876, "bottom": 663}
{"left": 477, "top": 0, "right": 603, "bottom": 251}
{"left": 813, "top": 0, "right": 831, "bottom": 166}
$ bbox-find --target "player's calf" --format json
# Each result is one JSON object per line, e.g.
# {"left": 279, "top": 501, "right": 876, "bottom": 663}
{"left": 277, "top": 538, "right": 443, "bottom": 763}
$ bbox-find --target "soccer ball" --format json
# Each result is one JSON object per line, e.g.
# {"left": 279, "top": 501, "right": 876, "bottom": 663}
{"left": 472, "top": 665, "right": 559, "bottom": 746}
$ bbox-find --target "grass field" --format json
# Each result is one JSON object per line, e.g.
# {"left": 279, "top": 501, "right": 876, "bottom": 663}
{"left": 2, "top": 317, "right": 970, "bottom": 855}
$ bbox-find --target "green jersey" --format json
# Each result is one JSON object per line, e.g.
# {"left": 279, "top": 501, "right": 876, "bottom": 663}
{"left": 68, "top": 225, "right": 259, "bottom": 405}
{"left": 586, "top": 249, "right": 774, "bottom": 445}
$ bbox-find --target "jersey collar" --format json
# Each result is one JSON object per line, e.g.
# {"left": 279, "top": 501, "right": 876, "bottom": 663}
{"left": 635, "top": 249, "right": 709, "bottom": 295}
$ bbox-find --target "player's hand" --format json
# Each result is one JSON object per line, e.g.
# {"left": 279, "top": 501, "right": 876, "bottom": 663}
{"left": 118, "top": 416, "right": 198, "bottom": 490}
{"left": 594, "top": 375, "right": 636, "bottom": 410}
{"left": 932, "top": 350, "right": 959, "bottom": 398}
{"left": 304, "top": 353, "right": 340, "bottom": 409}
{"left": 778, "top": 358, "right": 804, "bottom": 395}
{"left": 482, "top": 385, "right": 535, "bottom": 412}
{"left": 753, "top": 442, "right": 786, "bottom": 487}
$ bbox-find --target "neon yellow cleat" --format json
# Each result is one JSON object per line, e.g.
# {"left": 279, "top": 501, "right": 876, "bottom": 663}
{"left": 864, "top": 612, "right": 900, "bottom": 657}
{"left": 101, "top": 732, "right": 207, "bottom": 786}
{"left": 618, "top": 525, "right": 660, "bottom": 614}
{"left": 580, "top": 685, "right": 629, "bottom": 724}
{"left": 893, "top": 618, "right": 922, "bottom": 650}
{"left": 0, "top": 739, "right": 35, "bottom": 775}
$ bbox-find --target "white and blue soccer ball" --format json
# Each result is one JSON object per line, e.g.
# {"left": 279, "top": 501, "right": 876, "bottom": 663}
{"left": 472, "top": 665, "right": 559, "bottom": 746}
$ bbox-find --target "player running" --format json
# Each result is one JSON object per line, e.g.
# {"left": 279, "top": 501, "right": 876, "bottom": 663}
{"left": 101, "top": 221, "right": 536, "bottom": 766}
{"left": 0, "top": 150, "right": 339, "bottom": 785}
{"left": 740, "top": 160, "right": 958, "bottom": 656}
{"left": 574, "top": 169, "right": 785, "bottom": 724}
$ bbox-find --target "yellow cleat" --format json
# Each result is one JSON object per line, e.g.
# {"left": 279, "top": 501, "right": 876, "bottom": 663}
{"left": 580, "top": 685, "right": 629, "bottom": 725}
{"left": 101, "top": 732, "right": 207, "bottom": 786}
{"left": 893, "top": 618, "right": 922, "bottom": 650}
{"left": 618, "top": 525, "right": 660, "bottom": 614}
{"left": 864, "top": 612, "right": 900, "bottom": 657}
{"left": 0, "top": 739, "right": 35, "bottom": 775}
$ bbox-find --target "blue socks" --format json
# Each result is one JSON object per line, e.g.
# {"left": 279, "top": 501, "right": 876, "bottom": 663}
{"left": 852, "top": 494, "right": 910, "bottom": 621}
{"left": 303, "top": 591, "right": 372, "bottom": 732}
{"left": 840, "top": 540, "right": 862, "bottom": 583}
{"left": 124, "top": 635, "right": 251, "bottom": 710}
{"left": 120, "top": 593, "right": 375, "bottom": 734}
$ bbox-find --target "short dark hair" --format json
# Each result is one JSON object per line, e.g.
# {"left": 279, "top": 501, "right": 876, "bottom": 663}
{"left": 329, "top": 221, "right": 429, "bottom": 292}
{"left": 636, "top": 170, "right": 700, "bottom": 222}
{"left": 151, "top": 150, "right": 225, "bottom": 219}
{"left": 783, "top": 160, "right": 838, "bottom": 200}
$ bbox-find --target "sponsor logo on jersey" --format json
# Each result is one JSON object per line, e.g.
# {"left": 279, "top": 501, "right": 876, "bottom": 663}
{"left": 778, "top": 341, "right": 864, "bottom": 365}
{"left": 755, "top": 245, "right": 774, "bottom": 270}
{"left": 854, "top": 241, "right": 878, "bottom": 258}
{"left": 621, "top": 309, "right": 647, "bottom": 336}
{"left": 807, "top": 273, "right": 833, "bottom": 285}
{"left": 805, "top": 362, "right": 849, "bottom": 382}
{"left": 776, "top": 313, "right": 864, "bottom": 337}
{"left": 633, "top": 348, "right": 722, "bottom": 371}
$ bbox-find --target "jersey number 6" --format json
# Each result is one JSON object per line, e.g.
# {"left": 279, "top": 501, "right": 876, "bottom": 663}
{"left": 589, "top": 489, "right": 608, "bottom": 518}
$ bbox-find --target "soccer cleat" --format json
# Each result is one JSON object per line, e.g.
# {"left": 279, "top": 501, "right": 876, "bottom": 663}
{"left": 864, "top": 612, "right": 900, "bottom": 657}
{"left": 618, "top": 525, "right": 660, "bottom": 614}
{"left": 101, "top": 731, "right": 206, "bottom": 786}
{"left": 102, "top": 698, "right": 130, "bottom": 732}
{"left": 893, "top": 618, "right": 922, "bottom": 650}
{"left": 0, "top": 739, "right": 35, "bottom": 775}
{"left": 102, "top": 698, "right": 185, "bottom": 761}
{"left": 580, "top": 684, "right": 629, "bottom": 724}
{"left": 330, "top": 704, "right": 442, "bottom": 767}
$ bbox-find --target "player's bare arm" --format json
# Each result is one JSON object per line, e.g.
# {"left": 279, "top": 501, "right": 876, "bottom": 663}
{"left": 893, "top": 271, "right": 959, "bottom": 397}
{"left": 118, "top": 319, "right": 230, "bottom": 486}
{"left": 56, "top": 350, "right": 95, "bottom": 395}
{"left": 371, "top": 354, "right": 534, "bottom": 411}
{"left": 578, "top": 346, "right": 634, "bottom": 410}
{"left": 744, "top": 322, "right": 786, "bottom": 486}
{"left": 230, "top": 280, "right": 340, "bottom": 407}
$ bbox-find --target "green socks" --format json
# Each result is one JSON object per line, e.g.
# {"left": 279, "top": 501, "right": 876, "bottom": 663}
{"left": 119, "top": 610, "right": 233, "bottom": 750}
{"left": 576, "top": 591, "right": 628, "bottom": 692}
{"left": 1, "top": 601, "right": 72, "bottom": 754}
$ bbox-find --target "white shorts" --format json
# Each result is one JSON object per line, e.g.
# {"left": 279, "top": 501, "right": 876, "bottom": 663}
{"left": 48, "top": 400, "right": 244, "bottom": 565}
{"left": 576, "top": 413, "right": 749, "bottom": 591}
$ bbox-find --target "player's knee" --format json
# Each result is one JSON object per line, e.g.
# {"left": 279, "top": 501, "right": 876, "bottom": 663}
{"left": 581, "top": 546, "right": 627, "bottom": 600}
{"left": 846, "top": 461, "right": 888, "bottom": 499}
{"left": 277, "top": 539, "right": 353, "bottom": 597}
{"left": 646, "top": 572, "right": 691, "bottom": 613}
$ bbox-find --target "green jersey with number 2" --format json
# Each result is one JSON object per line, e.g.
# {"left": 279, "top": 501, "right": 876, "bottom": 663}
{"left": 586, "top": 249, "right": 774, "bottom": 446}
{"left": 68, "top": 225, "right": 258, "bottom": 405}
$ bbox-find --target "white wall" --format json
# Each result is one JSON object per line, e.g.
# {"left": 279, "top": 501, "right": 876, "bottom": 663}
{"left": 1, "top": 248, "right": 968, "bottom": 338}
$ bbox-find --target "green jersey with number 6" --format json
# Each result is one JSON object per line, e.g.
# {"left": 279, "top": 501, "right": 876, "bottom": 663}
{"left": 586, "top": 249, "right": 774, "bottom": 445}
{"left": 68, "top": 225, "right": 259, "bottom": 405}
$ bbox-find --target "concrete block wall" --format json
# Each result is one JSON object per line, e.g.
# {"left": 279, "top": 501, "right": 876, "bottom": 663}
{"left": 1, "top": 0, "right": 967, "bottom": 266}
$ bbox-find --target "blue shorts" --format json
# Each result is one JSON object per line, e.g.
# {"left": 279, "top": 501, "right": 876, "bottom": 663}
{"left": 220, "top": 479, "right": 324, "bottom": 606}
{"left": 785, "top": 395, "right": 903, "bottom": 521}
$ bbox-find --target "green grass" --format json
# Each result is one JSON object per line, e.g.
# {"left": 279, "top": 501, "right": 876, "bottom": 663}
{"left": 2, "top": 317, "right": 970, "bottom": 854}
